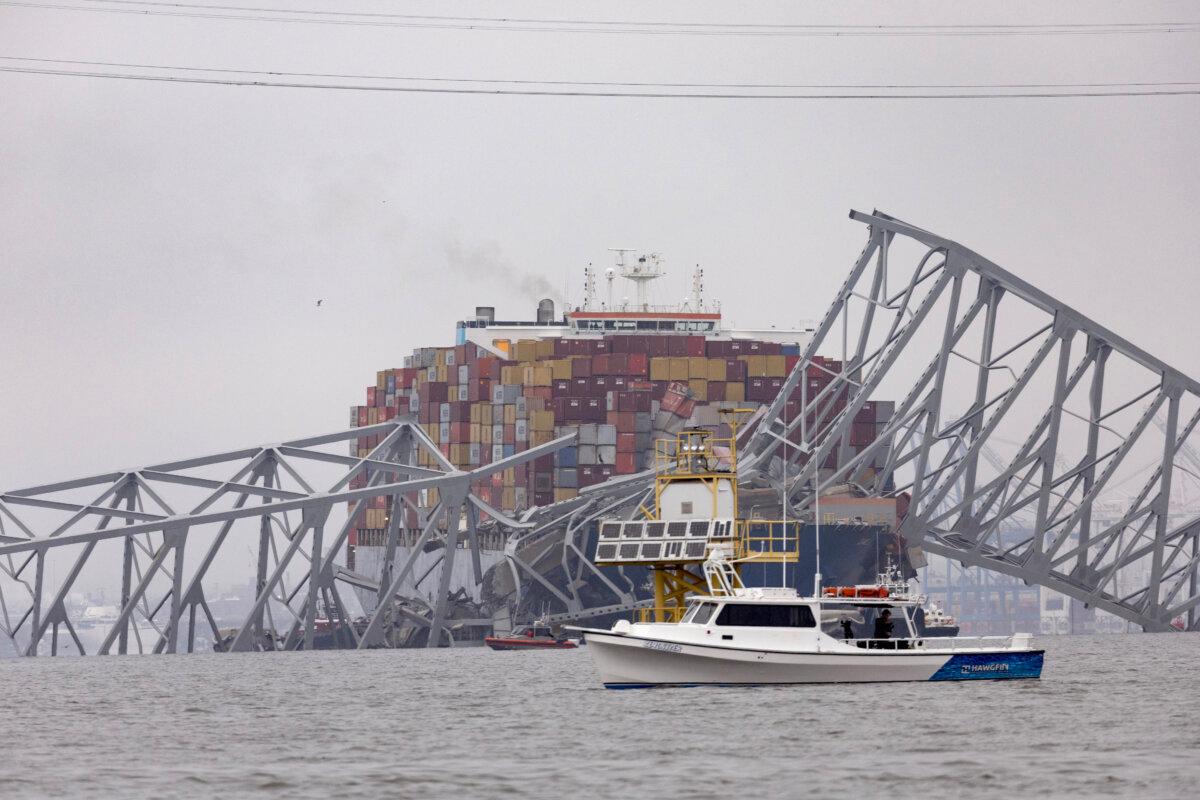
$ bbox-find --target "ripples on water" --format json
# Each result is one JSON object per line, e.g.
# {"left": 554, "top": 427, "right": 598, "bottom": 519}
{"left": 0, "top": 634, "right": 1196, "bottom": 799}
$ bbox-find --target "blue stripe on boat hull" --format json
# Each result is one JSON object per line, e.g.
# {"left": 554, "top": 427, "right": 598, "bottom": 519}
{"left": 928, "top": 650, "right": 1044, "bottom": 681}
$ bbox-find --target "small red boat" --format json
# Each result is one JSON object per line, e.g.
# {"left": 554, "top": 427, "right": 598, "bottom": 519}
{"left": 485, "top": 622, "right": 578, "bottom": 651}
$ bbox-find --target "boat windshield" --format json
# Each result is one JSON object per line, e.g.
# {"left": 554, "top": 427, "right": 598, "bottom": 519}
{"left": 684, "top": 602, "right": 718, "bottom": 625}
{"left": 716, "top": 603, "right": 816, "bottom": 628}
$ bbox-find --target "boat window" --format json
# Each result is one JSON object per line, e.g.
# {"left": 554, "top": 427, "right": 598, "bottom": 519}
{"left": 691, "top": 602, "right": 718, "bottom": 625}
{"left": 716, "top": 603, "right": 816, "bottom": 628}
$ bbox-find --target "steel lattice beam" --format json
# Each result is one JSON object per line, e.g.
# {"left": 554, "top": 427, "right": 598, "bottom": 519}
{"left": 742, "top": 210, "right": 1200, "bottom": 632}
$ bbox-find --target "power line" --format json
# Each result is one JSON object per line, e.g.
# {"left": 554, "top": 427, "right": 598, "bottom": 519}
{"left": 5, "top": 56, "right": 1199, "bottom": 92}
{"left": 70, "top": 0, "right": 1200, "bottom": 31}
{"left": 6, "top": 1, "right": 1200, "bottom": 37}
{"left": 4, "top": 62, "right": 1200, "bottom": 98}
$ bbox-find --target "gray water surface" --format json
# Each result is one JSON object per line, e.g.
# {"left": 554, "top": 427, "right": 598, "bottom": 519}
{"left": 2, "top": 633, "right": 1196, "bottom": 799}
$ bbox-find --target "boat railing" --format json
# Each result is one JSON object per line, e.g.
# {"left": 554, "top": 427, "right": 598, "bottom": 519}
{"left": 838, "top": 635, "right": 1017, "bottom": 651}
{"left": 636, "top": 606, "right": 688, "bottom": 624}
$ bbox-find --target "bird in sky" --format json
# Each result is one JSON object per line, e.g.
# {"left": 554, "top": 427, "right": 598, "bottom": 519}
{"left": 316, "top": 299, "right": 324, "bottom": 307}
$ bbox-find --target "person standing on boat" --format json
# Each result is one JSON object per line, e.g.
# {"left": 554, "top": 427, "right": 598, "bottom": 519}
{"left": 873, "top": 609, "right": 894, "bottom": 642}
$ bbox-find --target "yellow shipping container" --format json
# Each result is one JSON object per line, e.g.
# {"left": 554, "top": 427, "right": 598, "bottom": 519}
{"left": 554, "top": 488, "right": 579, "bottom": 503}
{"left": 532, "top": 366, "right": 552, "bottom": 386}
{"left": 535, "top": 339, "right": 555, "bottom": 359}
{"left": 376, "top": 370, "right": 387, "bottom": 391}
{"left": 650, "top": 358, "right": 671, "bottom": 381}
{"left": 367, "top": 407, "right": 378, "bottom": 424}
{"left": 688, "top": 357, "right": 708, "bottom": 379}
{"left": 689, "top": 379, "right": 708, "bottom": 401}
{"left": 504, "top": 405, "right": 517, "bottom": 425}
{"left": 503, "top": 468, "right": 516, "bottom": 485}
{"left": 669, "top": 358, "right": 690, "bottom": 381}
{"left": 531, "top": 430, "right": 554, "bottom": 446}
{"left": 500, "top": 365, "right": 521, "bottom": 384}
{"left": 707, "top": 358, "right": 727, "bottom": 382}
{"left": 502, "top": 487, "right": 517, "bottom": 510}
{"left": 551, "top": 359, "right": 573, "bottom": 380}
{"left": 436, "top": 364, "right": 448, "bottom": 383}
{"left": 765, "top": 355, "right": 787, "bottom": 377}
{"left": 742, "top": 355, "right": 768, "bottom": 377}
{"left": 726, "top": 382, "right": 746, "bottom": 402}
{"left": 515, "top": 339, "right": 539, "bottom": 363}
{"left": 530, "top": 409, "right": 555, "bottom": 431}
{"left": 470, "top": 423, "right": 482, "bottom": 442}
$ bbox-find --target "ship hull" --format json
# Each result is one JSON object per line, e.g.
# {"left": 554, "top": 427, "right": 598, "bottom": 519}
{"left": 581, "top": 630, "right": 1042, "bottom": 688}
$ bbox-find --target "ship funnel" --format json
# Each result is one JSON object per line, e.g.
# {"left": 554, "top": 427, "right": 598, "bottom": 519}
{"left": 475, "top": 306, "right": 495, "bottom": 324}
{"left": 537, "top": 298, "right": 555, "bottom": 324}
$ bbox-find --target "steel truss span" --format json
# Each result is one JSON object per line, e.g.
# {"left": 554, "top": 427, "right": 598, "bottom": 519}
{"left": 742, "top": 211, "right": 1200, "bottom": 633}
{"left": 4, "top": 210, "right": 1197, "bottom": 656}
{"left": 0, "top": 417, "right": 577, "bottom": 655}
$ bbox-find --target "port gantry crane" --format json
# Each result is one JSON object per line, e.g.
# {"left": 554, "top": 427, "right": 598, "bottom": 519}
{"left": 2, "top": 210, "right": 1197, "bottom": 656}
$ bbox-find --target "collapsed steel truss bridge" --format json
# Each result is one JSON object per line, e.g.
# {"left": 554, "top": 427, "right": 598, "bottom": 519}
{"left": 2, "top": 209, "right": 1197, "bottom": 656}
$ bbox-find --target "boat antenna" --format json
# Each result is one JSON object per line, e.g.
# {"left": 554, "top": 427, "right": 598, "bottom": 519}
{"left": 813, "top": 477, "right": 822, "bottom": 597}
{"left": 782, "top": 398, "right": 787, "bottom": 591}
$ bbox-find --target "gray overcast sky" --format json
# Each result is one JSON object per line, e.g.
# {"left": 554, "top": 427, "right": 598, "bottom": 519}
{"left": 2, "top": 1, "right": 1199, "bottom": 490}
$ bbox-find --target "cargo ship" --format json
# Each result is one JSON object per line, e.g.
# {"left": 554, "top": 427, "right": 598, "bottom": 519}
{"left": 345, "top": 257, "right": 910, "bottom": 628}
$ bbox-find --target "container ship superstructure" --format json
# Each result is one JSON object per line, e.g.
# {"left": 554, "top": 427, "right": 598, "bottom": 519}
{"left": 345, "top": 257, "right": 908, "bottom": 629}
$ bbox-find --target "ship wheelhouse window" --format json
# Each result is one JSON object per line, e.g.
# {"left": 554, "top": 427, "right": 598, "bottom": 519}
{"left": 690, "top": 602, "right": 718, "bottom": 625}
{"left": 716, "top": 603, "right": 816, "bottom": 628}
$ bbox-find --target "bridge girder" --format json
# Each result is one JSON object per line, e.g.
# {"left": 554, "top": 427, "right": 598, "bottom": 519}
{"left": 742, "top": 210, "right": 1200, "bottom": 633}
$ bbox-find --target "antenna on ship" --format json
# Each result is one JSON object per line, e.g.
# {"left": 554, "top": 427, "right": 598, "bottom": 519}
{"left": 605, "top": 267, "right": 616, "bottom": 310}
{"left": 582, "top": 264, "right": 597, "bottom": 311}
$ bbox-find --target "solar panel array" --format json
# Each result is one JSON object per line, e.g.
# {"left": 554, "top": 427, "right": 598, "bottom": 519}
{"left": 594, "top": 518, "right": 736, "bottom": 564}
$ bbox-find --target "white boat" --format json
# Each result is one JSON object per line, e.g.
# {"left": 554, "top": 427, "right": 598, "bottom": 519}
{"left": 573, "top": 423, "right": 1043, "bottom": 688}
{"left": 571, "top": 587, "right": 1042, "bottom": 688}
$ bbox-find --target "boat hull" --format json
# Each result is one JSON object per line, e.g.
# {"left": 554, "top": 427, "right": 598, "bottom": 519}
{"left": 484, "top": 636, "right": 577, "bottom": 651}
{"left": 581, "top": 631, "right": 1042, "bottom": 688}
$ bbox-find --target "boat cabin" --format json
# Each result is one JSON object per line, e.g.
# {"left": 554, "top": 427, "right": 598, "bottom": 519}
{"left": 675, "top": 591, "right": 926, "bottom": 649}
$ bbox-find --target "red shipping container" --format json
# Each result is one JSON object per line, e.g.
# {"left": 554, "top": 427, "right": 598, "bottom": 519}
{"left": 725, "top": 359, "right": 748, "bottom": 381}
{"left": 366, "top": 386, "right": 377, "bottom": 406}
{"left": 572, "top": 377, "right": 592, "bottom": 396}
{"left": 572, "top": 358, "right": 593, "bottom": 378}
{"left": 552, "top": 379, "right": 571, "bottom": 395}
{"left": 727, "top": 340, "right": 746, "bottom": 354}
{"left": 706, "top": 340, "right": 728, "bottom": 357}
{"left": 503, "top": 424, "right": 515, "bottom": 444}
{"left": 627, "top": 352, "right": 649, "bottom": 376}
{"left": 383, "top": 406, "right": 398, "bottom": 420}
{"left": 593, "top": 354, "right": 610, "bottom": 375}
{"left": 686, "top": 336, "right": 706, "bottom": 356}
{"left": 617, "top": 432, "right": 637, "bottom": 452}
{"left": 609, "top": 353, "right": 628, "bottom": 374}
{"left": 615, "top": 452, "right": 637, "bottom": 474}
{"left": 583, "top": 398, "right": 604, "bottom": 422}
{"left": 608, "top": 335, "right": 628, "bottom": 354}
{"left": 668, "top": 336, "right": 688, "bottom": 357}
{"left": 592, "top": 339, "right": 610, "bottom": 354}
{"left": 854, "top": 402, "right": 877, "bottom": 423}
{"left": 593, "top": 376, "right": 610, "bottom": 393}
{"left": 527, "top": 386, "right": 553, "bottom": 402}
{"left": 476, "top": 356, "right": 499, "bottom": 380}
{"left": 628, "top": 335, "right": 650, "bottom": 355}
{"left": 610, "top": 375, "right": 629, "bottom": 390}
{"left": 357, "top": 407, "right": 368, "bottom": 426}
{"left": 785, "top": 355, "right": 801, "bottom": 374}
{"left": 708, "top": 381, "right": 726, "bottom": 401}
{"left": 648, "top": 337, "right": 669, "bottom": 357}
{"left": 348, "top": 530, "right": 358, "bottom": 546}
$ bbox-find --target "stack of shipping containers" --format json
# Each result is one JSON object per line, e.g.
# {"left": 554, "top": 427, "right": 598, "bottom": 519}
{"left": 346, "top": 334, "right": 893, "bottom": 567}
